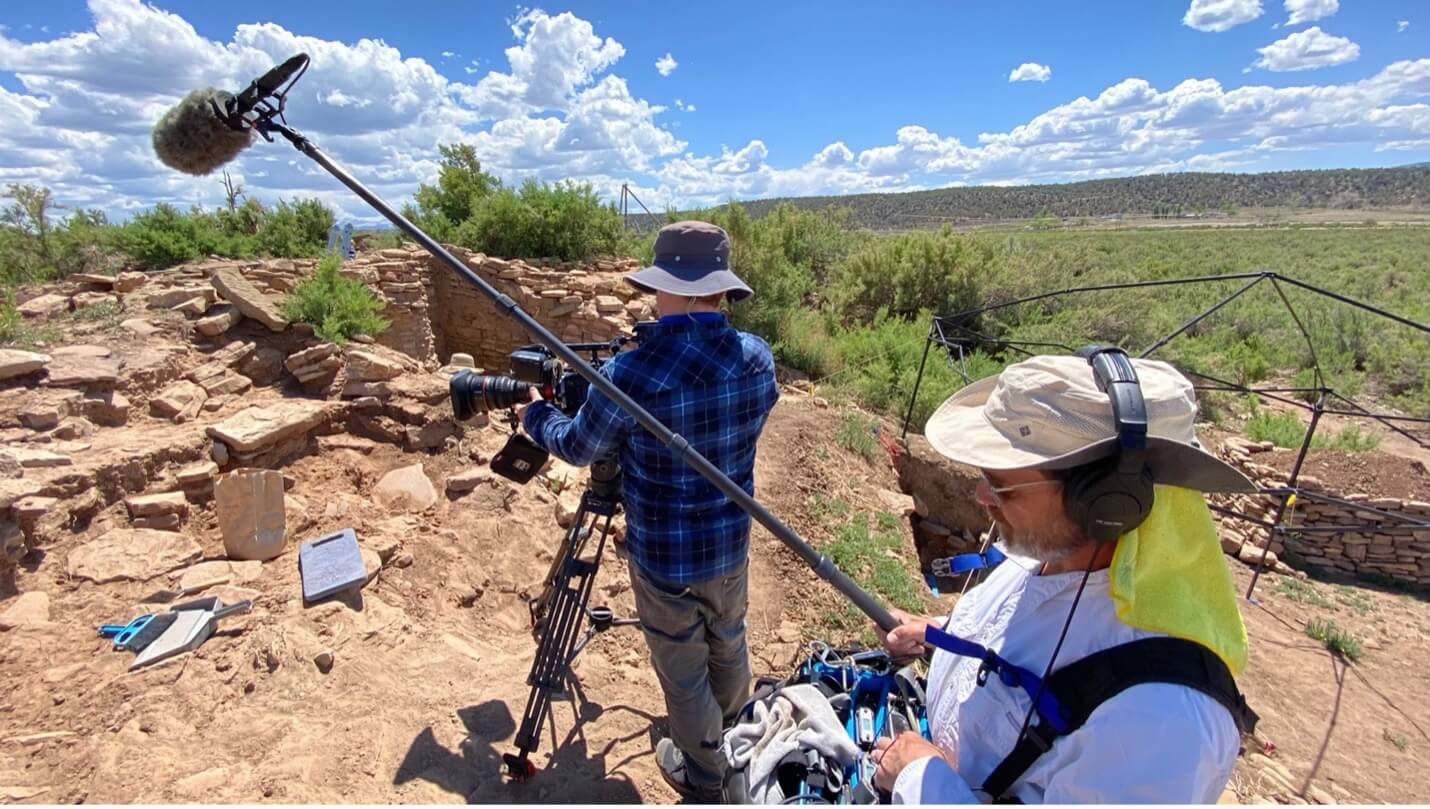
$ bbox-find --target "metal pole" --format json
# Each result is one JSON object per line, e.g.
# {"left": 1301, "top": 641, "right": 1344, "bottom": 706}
{"left": 902, "top": 328, "right": 935, "bottom": 440}
{"left": 1275, "top": 275, "right": 1430, "bottom": 337}
{"left": 1246, "top": 389, "right": 1328, "bottom": 600}
{"left": 264, "top": 121, "right": 898, "bottom": 632}
{"left": 1139, "top": 276, "right": 1266, "bottom": 359}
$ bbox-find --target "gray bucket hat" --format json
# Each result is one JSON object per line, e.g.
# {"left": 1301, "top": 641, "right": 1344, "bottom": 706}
{"left": 626, "top": 220, "right": 754, "bottom": 301}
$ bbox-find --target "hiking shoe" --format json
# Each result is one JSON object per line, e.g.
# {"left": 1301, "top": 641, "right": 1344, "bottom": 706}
{"left": 657, "top": 738, "right": 723, "bottom": 803}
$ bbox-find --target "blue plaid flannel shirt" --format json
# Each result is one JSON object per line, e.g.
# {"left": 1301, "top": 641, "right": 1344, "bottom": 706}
{"left": 521, "top": 312, "right": 779, "bottom": 584}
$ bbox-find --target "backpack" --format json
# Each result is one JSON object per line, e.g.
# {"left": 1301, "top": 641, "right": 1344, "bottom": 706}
{"left": 723, "top": 645, "right": 931, "bottom": 805}
{"left": 975, "top": 636, "right": 1259, "bottom": 802}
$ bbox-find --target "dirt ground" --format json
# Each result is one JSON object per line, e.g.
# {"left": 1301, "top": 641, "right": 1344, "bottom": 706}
{"left": 1230, "top": 560, "right": 1430, "bottom": 804}
{"left": 5, "top": 392, "right": 1429, "bottom": 805}
{"left": 0, "top": 385, "right": 919, "bottom": 804}
{"left": 2, "top": 266, "right": 1429, "bottom": 805}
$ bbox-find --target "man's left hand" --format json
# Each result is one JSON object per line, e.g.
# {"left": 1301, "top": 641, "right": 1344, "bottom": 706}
{"left": 515, "top": 386, "right": 543, "bottom": 422}
{"left": 874, "top": 732, "right": 953, "bottom": 793}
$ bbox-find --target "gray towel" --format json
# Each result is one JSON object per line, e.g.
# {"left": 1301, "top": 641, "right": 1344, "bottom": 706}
{"left": 722, "top": 683, "right": 862, "bottom": 803}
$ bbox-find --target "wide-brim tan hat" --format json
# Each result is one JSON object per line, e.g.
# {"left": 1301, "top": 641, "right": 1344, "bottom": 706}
{"left": 925, "top": 355, "right": 1254, "bottom": 493}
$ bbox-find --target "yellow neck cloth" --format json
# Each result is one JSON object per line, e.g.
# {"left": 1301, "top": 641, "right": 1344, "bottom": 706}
{"left": 1108, "top": 484, "right": 1249, "bottom": 675}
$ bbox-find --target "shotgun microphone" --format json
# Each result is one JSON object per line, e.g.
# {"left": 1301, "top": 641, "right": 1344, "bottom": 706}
{"left": 150, "top": 53, "right": 309, "bottom": 176}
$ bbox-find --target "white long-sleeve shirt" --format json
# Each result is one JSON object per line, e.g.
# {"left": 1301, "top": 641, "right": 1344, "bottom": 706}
{"left": 892, "top": 554, "right": 1239, "bottom": 804}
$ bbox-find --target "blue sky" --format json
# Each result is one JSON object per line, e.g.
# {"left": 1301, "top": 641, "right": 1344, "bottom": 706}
{"left": 0, "top": 0, "right": 1425, "bottom": 222}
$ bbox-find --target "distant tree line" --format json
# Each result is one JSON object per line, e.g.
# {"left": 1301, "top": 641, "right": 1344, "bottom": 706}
{"left": 741, "top": 167, "right": 1430, "bottom": 229}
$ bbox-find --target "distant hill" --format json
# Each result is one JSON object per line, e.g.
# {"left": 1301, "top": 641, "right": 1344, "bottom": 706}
{"left": 739, "top": 167, "right": 1430, "bottom": 229}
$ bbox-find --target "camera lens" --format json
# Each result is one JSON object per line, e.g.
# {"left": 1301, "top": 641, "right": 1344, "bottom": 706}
{"left": 450, "top": 371, "right": 528, "bottom": 420}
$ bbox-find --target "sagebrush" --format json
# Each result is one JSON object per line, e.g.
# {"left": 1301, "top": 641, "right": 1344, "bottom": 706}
{"left": 280, "top": 253, "right": 390, "bottom": 344}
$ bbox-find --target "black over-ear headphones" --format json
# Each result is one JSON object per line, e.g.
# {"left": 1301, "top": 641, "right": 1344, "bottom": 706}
{"left": 1062, "top": 346, "right": 1156, "bottom": 543}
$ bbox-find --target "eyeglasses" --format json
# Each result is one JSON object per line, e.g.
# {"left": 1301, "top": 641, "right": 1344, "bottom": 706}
{"left": 979, "top": 471, "right": 1061, "bottom": 506}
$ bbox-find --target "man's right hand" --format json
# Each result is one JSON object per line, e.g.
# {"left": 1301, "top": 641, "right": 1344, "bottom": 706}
{"left": 882, "top": 609, "right": 939, "bottom": 657}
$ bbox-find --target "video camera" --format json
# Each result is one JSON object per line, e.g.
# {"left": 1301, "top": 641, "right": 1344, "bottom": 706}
{"left": 449, "top": 338, "right": 631, "bottom": 420}
{"left": 449, "top": 338, "right": 632, "bottom": 483}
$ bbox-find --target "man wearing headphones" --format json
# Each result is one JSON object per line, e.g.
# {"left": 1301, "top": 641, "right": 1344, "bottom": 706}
{"left": 872, "top": 351, "right": 1258, "bottom": 803}
{"left": 520, "top": 221, "right": 779, "bottom": 802}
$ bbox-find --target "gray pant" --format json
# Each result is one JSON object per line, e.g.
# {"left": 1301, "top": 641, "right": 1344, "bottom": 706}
{"left": 630, "top": 562, "right": 751, "bottom": 790}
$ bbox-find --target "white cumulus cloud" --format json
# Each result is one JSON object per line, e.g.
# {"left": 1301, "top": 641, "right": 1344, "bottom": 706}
{"left": 1255, "top": 27, "right": 1360, "bottom": 71}
{"left": 1183, "top": 0, "right": 1264, "bottom": 32}
{"left": 655, "top": 53, "right": 677, "bottom": 77}
{"left": 1398, "top": 21, "right": 1410, "bottom": 33}
{"left": 460, "top": 9, "right": 625, "bottom": 117}
{"left": 1184, "top": 0, "right": 1264, "bottom": 32}
{"left": 0, "top": 0, "right": 1426, "bottom": 221}
{"left": 1284, "top": 0, "right": 1337, "bottom": 26}
{"left": 1009, "top": 62, "right": 1051, "bottom": 83}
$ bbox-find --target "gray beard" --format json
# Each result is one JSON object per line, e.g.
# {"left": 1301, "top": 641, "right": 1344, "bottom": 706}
{"left": 1000, "top": 523, "right": 1089, "bottom": 564}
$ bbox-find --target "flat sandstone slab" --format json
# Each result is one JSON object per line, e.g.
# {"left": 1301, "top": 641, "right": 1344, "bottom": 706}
{"left": 206, "top": 400, "right": 334, "bottom": 453}
{"left": 43, "top": 355, "right": 121, "bottom": 387}
{"left": 66, "top": 529, "right": 202, "bottom": 583}
{"left": 0, "top": 349, "right": 51, "bottom": 380}
{"left": 211, "top": 268, "right": 288, "bottom": 332}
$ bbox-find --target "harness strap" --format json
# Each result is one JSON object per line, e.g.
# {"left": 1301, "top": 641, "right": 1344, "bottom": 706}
{"left": 931, "top": 546, "right": 1007, "bottom": 577}
{"left": 979, "top": 637, "right": 1260, "bottom": 800}
{"left": 923, "top": 626, "right": 1072, "bottom": 734}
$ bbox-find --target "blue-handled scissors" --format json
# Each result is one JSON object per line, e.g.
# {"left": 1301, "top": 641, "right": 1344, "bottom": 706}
{"left": 97, "top": 614, "right": 154, "bottom": 651}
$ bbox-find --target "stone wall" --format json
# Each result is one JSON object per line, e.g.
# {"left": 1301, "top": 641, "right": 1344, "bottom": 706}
{"left": 894, "top": 435, "right": 987, "bottom": 571}
{"left": 1211, "top": 437, "right": 1430, "bottom": 587}
{"left": 426, "top": 249, "right": 654, "bottom": 371}
{"left": 211, "top": 246, "right": 656, "bottom": 370}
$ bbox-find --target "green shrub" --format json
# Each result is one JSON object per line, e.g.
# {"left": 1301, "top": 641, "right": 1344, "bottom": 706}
{"left": 835, "top": 412, "right": 879, "bottom": 461}
{"left": 1247, "top": 409, "right": 1309, "bottom": 448}
{"left": 280, "top": 253, "right": 390, "bottom": 344}
{"left": 405, "top": 145, "right": 630, "bottom": 261}
{"left": 258, "top": 199, "right": 335, "bottom": 258}
{"left": 0, "top": 297, "right": 20, "bottom": 343}
{"left": 1305, "top": 618, "right": 1363, "bottom": 662}
{"left": 830, "top": 227, "right": 990, "bottom": 323}
{"left": 404, "top": 143, "right": 498, "bottom": 243}
{"left": 464, "top": 180, "right": 630, "bottom": 261}
{"left": 1324, "top": 423, "right": 1381, "bottom": 452}
{"left": 119, "top": 203, "right": 202, "bottom": 268}
{"left": 771, "top": 307, "right": 842, "bottom": 379}
{"left": 821, "top": 314, "right": 1005, "bottom": 429}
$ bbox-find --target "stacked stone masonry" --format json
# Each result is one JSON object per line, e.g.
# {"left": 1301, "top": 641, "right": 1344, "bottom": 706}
{"left": 1210, "top": 436, "right": 1430, "bottom": 587}
{"left": 212, "top": 247, "right": 654, "bottom": 371}
{"left": 427, "top": 249, "right": 653, "bottom": 371}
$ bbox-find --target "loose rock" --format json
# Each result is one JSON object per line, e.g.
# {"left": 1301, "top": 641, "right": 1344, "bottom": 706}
{"left": 215, "top": 469, "right": 287, "bottom": 561}
{"left": 373, "top": 464, "right": 438, "bottom": 512}
{"left": 0, "top": 349, "right": 51, "bottom": 381}
{"left": 211, "top": 267, "right": 288, "bottom": 331}
{"left": 0, "top": 592, "right": 51, "bottom": 630}
{"left": 17, "top": 293, "right": 69, "bottom": 318}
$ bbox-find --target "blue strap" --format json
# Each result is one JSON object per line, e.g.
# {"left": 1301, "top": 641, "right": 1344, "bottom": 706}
{"left": 932, "top": 546, "right": 1007, "bottom": 577}
{"left": 923, "top": 626, "right": 1071, "bottom": 735}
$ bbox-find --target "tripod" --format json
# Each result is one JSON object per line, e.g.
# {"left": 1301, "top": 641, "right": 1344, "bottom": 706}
{"left": 504, "top": 453, "right": 640, "bottom": 780}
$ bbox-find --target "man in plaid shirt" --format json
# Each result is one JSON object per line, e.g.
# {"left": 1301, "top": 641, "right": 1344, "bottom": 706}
{"left": 520, "top": 221, "right": 779, "bottom": 802}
